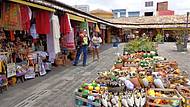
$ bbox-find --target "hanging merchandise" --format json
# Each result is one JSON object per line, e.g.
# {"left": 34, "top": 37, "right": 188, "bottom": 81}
{"left": 80, "top": 21, "right": 88, "bottom": 30}
{"left": 52, "top": 14, "right": 60, "bottom": 53}
{"left": 35, "top": 10, "right": 50, "bottom": 34}
{"left": 95, "top": 24, "right": 100, "bottom": 33}
{"left": 2, "top": 2, "right": 22, "bottom": 30}
{"left": 20, "top": 4, "right": 30, "bottom": 31}
{"left": 0, "top": 2, "right": 3, "bottom": 27}
{"left": 60, "top": 13, "right": 72, "bottom": 35}
{"left": 28, "top": 6, "right": 32, "bottom": 20}
{"left": 30, "top": 24, "right": 39, "bottom": 40}
{"left": 47, "top": 14, "right": 61, "bottom": 63}
{"left": 10, "top": 31, "right": 15, "bottom": 41}
{"left": 65, "top": 28, "right": 75, "bottom": 50}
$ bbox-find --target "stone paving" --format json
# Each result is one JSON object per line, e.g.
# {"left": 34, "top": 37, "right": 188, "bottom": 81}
{"left": 158, "top": 42, "right": 190, "bottom": 75}
{"left": 1, "top": 42, "right": 190, "bottom": 107}
{"left": 0, "top": 44, "right": 123, "bottom": 107}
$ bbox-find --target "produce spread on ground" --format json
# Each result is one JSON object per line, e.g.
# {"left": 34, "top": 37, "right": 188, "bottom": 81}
{"left": 75, "top": 38, "right": 190, "bottom": 107}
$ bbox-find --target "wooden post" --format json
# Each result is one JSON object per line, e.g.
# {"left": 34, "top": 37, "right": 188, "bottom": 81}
{"left": 107, "top": 27, "right": 111, "bottom": 43}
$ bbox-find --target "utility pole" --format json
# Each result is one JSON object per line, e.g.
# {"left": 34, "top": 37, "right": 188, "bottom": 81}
{"left": 184, "top": 12, "right": 189, "bottom": 50}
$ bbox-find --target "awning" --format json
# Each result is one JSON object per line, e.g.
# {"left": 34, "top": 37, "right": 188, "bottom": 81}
{"left": 163, "top": 28, "right": 190, "bottom": 31}
{"left": 86, "top": 19, "right": 97, "bottom": 23}
{"left": 68, "top": 14, "right": 85, "bottom": 22}
{"left": 9, "top": 0, "right": 55, "bottom": 12}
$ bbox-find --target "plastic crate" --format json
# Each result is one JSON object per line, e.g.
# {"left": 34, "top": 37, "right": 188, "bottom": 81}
{"left": 146, "top": 88, "right": 182, "bottom": 107}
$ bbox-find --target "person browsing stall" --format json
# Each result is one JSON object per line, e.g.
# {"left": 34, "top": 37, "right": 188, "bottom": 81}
{"left": 91, "top": 32, "right": 102, "bottom": 61}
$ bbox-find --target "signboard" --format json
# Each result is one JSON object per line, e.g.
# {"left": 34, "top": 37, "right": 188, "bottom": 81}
{"left": 7, "top": 63, "right": 16, "bottom": 78}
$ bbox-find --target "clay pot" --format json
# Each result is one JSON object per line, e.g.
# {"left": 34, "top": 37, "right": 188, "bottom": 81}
{"left": 115, "top": 63, "right": 123, "bottom": 69}
{"left": 130, "top": 77, "right": 141, "bottom": 88}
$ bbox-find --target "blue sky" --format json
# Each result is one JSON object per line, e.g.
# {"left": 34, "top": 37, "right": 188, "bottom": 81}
{"left": 58, "top": 0, "right": 190, "bottom": 14}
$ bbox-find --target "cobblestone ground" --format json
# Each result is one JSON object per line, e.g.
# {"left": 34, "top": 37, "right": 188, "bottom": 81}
{"left": 0, "top": 44, "right": 124, "bottom": 107}
{"left": 158, "top": 42, "right": 190, "bottom": 75}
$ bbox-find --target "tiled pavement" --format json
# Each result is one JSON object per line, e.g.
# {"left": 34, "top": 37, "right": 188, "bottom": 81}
{"left": 0, "top": 44, "right": 123, "bottom": 107}
{"left": 1, "top": 42, "right": 190, "bottom": 107}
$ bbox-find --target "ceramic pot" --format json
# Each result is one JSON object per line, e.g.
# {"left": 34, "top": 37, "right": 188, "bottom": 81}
{"left": 130, "top": 78, "right": 141, "bottom": 88}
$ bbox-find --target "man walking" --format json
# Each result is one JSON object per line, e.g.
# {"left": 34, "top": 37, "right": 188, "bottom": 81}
{"left": 73, "top": 30, "right": 89, "bottom": 66}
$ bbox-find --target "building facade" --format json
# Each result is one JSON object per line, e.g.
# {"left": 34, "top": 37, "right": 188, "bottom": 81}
{"left": 112, "top": 9, "right": 127, "bottom": 18}
{"left": 128, "top": 11, "right": 140, "bottom": 17}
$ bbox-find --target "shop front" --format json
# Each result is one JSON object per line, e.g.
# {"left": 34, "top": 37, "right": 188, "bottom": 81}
{"left": 0, "top": 1, "right": 62, "bottom": 91}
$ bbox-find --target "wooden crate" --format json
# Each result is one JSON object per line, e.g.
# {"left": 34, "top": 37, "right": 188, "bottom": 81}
{"left": 146, "top": 88, "right": 182, "bottom": 107}
{"left": 74, "top": 90, "right": 101, "bottom": 107}
{"left": 177, "top": 86, "right": 190, "bottom": 107}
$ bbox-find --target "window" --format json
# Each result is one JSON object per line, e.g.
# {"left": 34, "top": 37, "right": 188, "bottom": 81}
{"left": 145, "top": 1, "right": 153, "bottom": 7}
{"left": 120, "top": 11, "right": 126, "bottom": 17}
{"left": 144, "top": 12, "right": 153, "bottom": 16}
{"left": 128, "top": 12, "right": 140, "bottom": 17}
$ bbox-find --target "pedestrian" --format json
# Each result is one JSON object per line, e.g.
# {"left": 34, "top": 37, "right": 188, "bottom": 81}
{"left": 60, "top": 35, "right": 68, "bottom": 66}
{"left": 91, "top": 32, "right": 102, "bottom": 61}
{"left": 73, "top": 30, "right": 89, "bottom": 66}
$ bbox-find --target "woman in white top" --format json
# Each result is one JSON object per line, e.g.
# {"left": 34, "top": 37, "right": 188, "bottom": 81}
{"left": 91, "top": 32, "right": 102, "bottom": 61}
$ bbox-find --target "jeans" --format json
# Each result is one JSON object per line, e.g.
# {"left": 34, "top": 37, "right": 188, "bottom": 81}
{"left": 73, "top": 45, "right": 88, "bottom": 65}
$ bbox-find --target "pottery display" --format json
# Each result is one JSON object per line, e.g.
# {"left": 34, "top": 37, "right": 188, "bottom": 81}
{"left": 75, "top": 50, "right": 190, "bottom": 107}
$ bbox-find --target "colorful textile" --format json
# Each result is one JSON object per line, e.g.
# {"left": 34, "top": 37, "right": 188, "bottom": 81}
{"left": 10, "top": 31, "right": 15, "bottom": 41}
{"left": 51, "top": 15, "right": 60, "bottom": 53}
{"left": 3, "top": 2, "right": 22, "bottom": 30}
{"left": 60, "top": 13, "right": 71, "bottom": 35}
{"left": 20, "top": 5, "right": 30, "bottom": 31}
{"left": 80, "top": 21, "right": 88, "bottom": 31}
{"left": 30, "top": 24, "right": 39, "bottom": 39}
{"left": 36, "top": 10, "right": 50, "bottom": 34}
{"left": 95, "top": 24, "right": 100, "bottom": 33}
{"left": 0, "top": 2, "right": 3, "bottom": 27}
{"left": 47, "top": 15, "right": 61, "bottom": 63}
{"left": 65, "top": 29, "right": 75, "bottom": 50}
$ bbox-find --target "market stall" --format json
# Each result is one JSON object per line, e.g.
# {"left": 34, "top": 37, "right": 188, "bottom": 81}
{"left": 75, "top": 37, "right": 190, "bottom": 107}
{"left": 0, "top": 1, "right": 54, "bottom": 93}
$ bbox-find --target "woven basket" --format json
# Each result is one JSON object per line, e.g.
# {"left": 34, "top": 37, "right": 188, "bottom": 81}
{"left": 55, "top": 59, "right": 63, "bottom": 66}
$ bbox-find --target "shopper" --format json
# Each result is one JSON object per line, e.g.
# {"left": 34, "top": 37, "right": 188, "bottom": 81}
{"left": 91, "top": 32, "right": 102, "bottom": 61}
{"left": 60, "top": 35, "right": 68, "bottom": 66}
{"left": 73, "top": 30, "right": 89, "bottom": 66}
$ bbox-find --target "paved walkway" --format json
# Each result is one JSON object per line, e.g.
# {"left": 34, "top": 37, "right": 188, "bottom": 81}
{"left": 0, "top": 44, "right": 123, "bottom": 107}
{"left": 158, "top": 42, "right": 190, "bottom": 75}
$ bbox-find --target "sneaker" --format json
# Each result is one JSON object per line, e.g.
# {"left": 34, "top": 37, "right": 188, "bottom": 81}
{"left": 73, "top": 64, "right": 77, "bottom": 66}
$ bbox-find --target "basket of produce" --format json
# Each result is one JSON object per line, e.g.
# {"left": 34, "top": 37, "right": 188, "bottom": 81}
{"left": 147, "top": 88, "right": 182, "bottom": 107}
{"left": 74, "top": 82, "right": 103, "bottom": 107}
{"left": 177, "top": 86, "right": 190, "bottom": 107}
